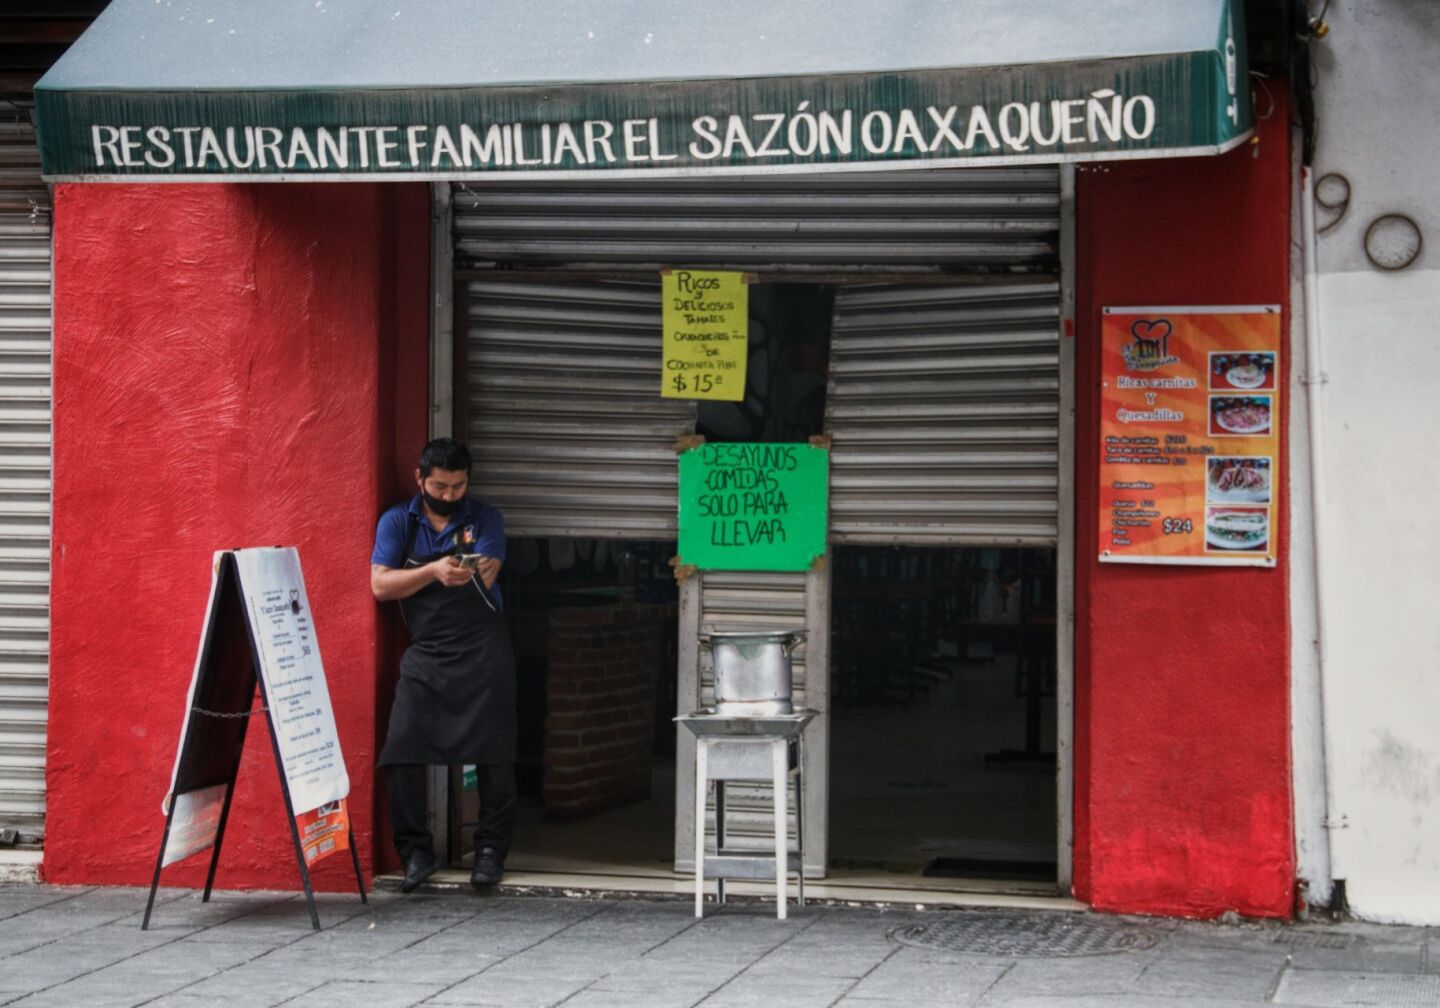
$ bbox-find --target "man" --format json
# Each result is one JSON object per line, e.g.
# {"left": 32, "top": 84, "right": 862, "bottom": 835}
{"left": 371, "top": 437, "right": 516, "bottom": 891}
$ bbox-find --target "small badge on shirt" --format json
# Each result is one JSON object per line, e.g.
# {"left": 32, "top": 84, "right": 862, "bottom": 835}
{"left": 461, "top": 525, "right": 476, "bottom": 546}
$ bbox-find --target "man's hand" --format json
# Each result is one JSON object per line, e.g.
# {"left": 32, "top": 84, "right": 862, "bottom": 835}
{"left": 432, "top": 556, "right": 475, "bottom": 588}
{"left": 371, "top": 555, "right": 504, "bottom": 601}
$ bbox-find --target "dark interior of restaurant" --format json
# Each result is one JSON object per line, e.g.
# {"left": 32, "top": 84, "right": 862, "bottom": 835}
{"left": 453, "top": 281, "right": 1057, "bottom": 888}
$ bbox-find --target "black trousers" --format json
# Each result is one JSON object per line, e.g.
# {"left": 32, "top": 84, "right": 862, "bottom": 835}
{"left": 387, "top": 763, "right": 516, "bottom": 861}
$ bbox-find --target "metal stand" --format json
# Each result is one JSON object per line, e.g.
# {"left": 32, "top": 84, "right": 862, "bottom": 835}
{"left": 684, "top": 718, "right": 809, "bottom": 920}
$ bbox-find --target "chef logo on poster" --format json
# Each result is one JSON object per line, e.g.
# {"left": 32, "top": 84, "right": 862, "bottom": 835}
{"left": 1121, "top": 318, "right": 1181, "bottom": 371}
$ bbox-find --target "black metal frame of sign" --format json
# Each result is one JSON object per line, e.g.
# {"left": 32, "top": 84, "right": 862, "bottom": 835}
{"left": 141, "top": 552, "right": 366, "bottom": 932}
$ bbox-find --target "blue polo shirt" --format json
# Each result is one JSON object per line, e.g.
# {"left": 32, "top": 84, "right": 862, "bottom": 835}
{"left": 371, "top": 494, "right": 506, "bottom": 610}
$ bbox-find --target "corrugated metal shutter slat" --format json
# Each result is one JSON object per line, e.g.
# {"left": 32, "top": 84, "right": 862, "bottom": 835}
{"left": 462, "top": 279, "right": 692, "bottom": 539}
{"left": 454, "top": 171, "right": 1058, "bottom": 273}
{"left": 0, "top": 109, "right": 50, "bottom": 843}
{"left": 825, "top": 280, "right": 1061, "bottom": 546}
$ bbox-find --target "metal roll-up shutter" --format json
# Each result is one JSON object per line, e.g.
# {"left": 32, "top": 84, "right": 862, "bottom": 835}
{"left": 0, "top": 110, "right": 51, "bottom": 844}
{"left": 452, "top": 169, "right": 1058, "bottom": 273}
{"left": 461, "top": 278, "right": 693, "bottom": 538}
{"left": 825, "top": 281, "right": 1061, "bottom": 546}
{"left": 697, "top": 571, "right": 810, "bottom": 853}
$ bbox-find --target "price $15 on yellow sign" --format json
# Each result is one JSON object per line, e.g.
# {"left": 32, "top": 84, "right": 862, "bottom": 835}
{"left": 661, "top": 269, "right": 749, "bottom": 401}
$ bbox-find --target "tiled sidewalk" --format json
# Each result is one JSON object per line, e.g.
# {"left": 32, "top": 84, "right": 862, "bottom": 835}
{"left": 1, "top": 884, "right": 1436, "bottom": 1007}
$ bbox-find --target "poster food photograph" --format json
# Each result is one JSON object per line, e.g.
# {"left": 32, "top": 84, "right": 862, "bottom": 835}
{"left": 1099, "top": 306, "right": 1281, "bottom": 567}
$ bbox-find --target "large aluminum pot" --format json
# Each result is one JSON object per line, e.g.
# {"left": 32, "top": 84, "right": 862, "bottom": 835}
{"left": 700, "top": 630, "right": 804, "bottom": 716}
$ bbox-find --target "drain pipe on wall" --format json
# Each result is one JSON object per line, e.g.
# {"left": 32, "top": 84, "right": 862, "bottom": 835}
{"left": 1299, "top": 165, "right": 1344, "bottom": 913}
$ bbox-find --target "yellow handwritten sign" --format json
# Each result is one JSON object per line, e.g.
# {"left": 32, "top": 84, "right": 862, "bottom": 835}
{"left": 661, "top": 269, "right": 748, "bottom": 401}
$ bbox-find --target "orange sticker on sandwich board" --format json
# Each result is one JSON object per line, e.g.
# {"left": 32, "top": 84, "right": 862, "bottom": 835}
{"left": 296, "top": 799, "right": 350, "bottom": 866}
{"left": 1099, "top": 306, "right": 1281, "bottom": 566}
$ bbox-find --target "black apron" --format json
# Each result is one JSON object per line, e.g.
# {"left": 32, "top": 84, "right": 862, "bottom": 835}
{"left": 377, "top": 514, "right": 517, "bottom": 767}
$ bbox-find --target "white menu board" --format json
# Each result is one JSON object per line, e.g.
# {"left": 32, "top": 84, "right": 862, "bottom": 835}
{"left": 233, "top": 548, "right": 349, "bottom": 815}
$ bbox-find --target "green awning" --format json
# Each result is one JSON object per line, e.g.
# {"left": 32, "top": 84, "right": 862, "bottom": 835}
{"left": 35, "top": 0, "right": 1253, "bottom": 181}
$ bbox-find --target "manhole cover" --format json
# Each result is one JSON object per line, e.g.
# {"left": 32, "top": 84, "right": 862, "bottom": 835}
{"left": 890, "top": 913, "right": 1160, "bottom": 957}
{"left": 1270, "top": 930, "right": 1356, "bottom": 949}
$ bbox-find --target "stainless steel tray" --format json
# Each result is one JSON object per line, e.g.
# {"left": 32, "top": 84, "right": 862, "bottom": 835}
{"left": 675, "top": 709, "right": 815, "bottom": 738}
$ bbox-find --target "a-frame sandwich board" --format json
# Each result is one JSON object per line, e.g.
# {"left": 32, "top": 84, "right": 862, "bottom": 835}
{"left": 142, "top": 549, "right": 365, "bottom": 931}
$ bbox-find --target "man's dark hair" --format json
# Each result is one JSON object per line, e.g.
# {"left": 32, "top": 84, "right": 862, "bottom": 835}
{"left": 418, "top": 437, "right": 472, "bottom": 477}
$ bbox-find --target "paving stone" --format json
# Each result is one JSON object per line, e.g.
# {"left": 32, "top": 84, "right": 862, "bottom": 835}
{"left": 845, "top": 953, "right": 1010, "bottom": 1003}
{"left": 514, "top": 933, "right": 684, "bottom": 963}
{"left": 27, "top": 886, "right": 158, "bottom": 913}
{"left": 123, "top": 895, "right": 308, "bottom": 935}
{"left": 0, "top": 942, "right": 140, "bottom": 989}
{"left": 741, "top": 944, "right": 893, "bottom": 979}
{"left": 343, "top": 948, "right": 501, "bottom": 985}
{"left": 0, "top": 919, "right": 131, "bottom": 957}
{"left": 1167, "top": 920, "right": 1275, "bottom": 946}
{"left": 972, "top": 998, "right": 1269, "bottom": 1008}
{"left": 356, "top": 899, "right": 486, "bottom": 931}
{"left": 3, "top": 943, "right": 261, "bottom": 1007}
{"left": 470, "top": 951, "right": 617, "bottom": 985}
{"left": 977, "top": 951, "right": 1152, "bottom": 1000}
{"left": 285, "top": 920, "right": 445, "bottom": 957}
{"left": 282, "top": 979, "right": 446, "bottom": 1007}
{"left": 1279, "top": 938, "right": 1427, "bottom": 974}
{"left": 0, "top": 887, "right": 95, "bottom": 920}
{"left": 1272, "top": 968, "right": 1440, "bottom": 1006}
{"left": 145, "top": 996, "right": 273, "bottom": 1008}
{"left": 835, "top": 999, "right": 968, "bottom": 1008}
{"left": 587, "top": 957, "right": 747, "bottom": 987}
{"left": 565, "top": 909, "right": 699, "bottom": 947}
{"left": 426, "top": 972, "right": 592, "bottom": 1007}
{"left": 703, "top": 971, "right": 857, "bottom": 1005}
{"left": 702, "top": 994, "right": 861, "bottom": 1008}
{"left": 555, "top": 989, "right": 702, "bottom": 1008}
{"left": 5, "top": 940, "right": 259, "bottom": 1006}
{"left": 4, "top": 972, "right": 191, "bottom": 1008}
{"left": 155, "top": 960, "right": 323, "bottom": 1002}
{"left": 1131, "top": 945, "right": 1289, "bottom": 1001}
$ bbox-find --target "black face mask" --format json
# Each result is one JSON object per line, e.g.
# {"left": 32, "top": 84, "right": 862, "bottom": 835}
{"left": 422, "top": 490, "right": 462, "bottom": 517}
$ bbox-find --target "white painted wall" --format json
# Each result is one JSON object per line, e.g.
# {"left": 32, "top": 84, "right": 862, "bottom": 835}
{"left": 1303, "top": 0, "right": 1440, "bottom": 924}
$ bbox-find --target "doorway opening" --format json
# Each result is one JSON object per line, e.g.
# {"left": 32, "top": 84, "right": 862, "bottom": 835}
{"left": 454, "top": 537, "right": 680, "bottom": 875}
{"left": 451, "top": 281, "right": 835, "bottom": 875}
{"left": 830, "top": 544, "right": 1058, "bottom": 886}
{"left": 447, "top": 272, "right": 1066, "bottom": 893}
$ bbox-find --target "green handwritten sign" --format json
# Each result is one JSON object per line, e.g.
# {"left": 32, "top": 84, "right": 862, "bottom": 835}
{"left": 677, "top": 442, "right": 828, "bottom": 572}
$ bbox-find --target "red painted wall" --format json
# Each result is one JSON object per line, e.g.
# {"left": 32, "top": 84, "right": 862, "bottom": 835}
{"left": 46, "top": 182, "right": 429, "bottom": 890}
{"left": 1073, "top": 90, "right": 1294, "bottom": 917}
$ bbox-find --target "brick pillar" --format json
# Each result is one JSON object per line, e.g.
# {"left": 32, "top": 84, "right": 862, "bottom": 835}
{"left": 543, "top": 603, "right": 674, "bottom": 819}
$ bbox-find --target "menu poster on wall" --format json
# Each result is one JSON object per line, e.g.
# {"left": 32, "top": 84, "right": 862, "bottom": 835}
{"left": 1099, "top": 306, "right": 1281, "bottom": 567}
{"left": 661, "top": 269, "right": 750, "bottom": 401}
{"left": 677, "top": 441, "right": 828, "bottom": 571}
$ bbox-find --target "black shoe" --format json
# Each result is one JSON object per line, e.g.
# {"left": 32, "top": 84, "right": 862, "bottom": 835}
{"left": 400, "top": 849, "right": 442, "bottom": 893}
{"left": 471, "top": 847, "right": 504, "bottom": 887}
